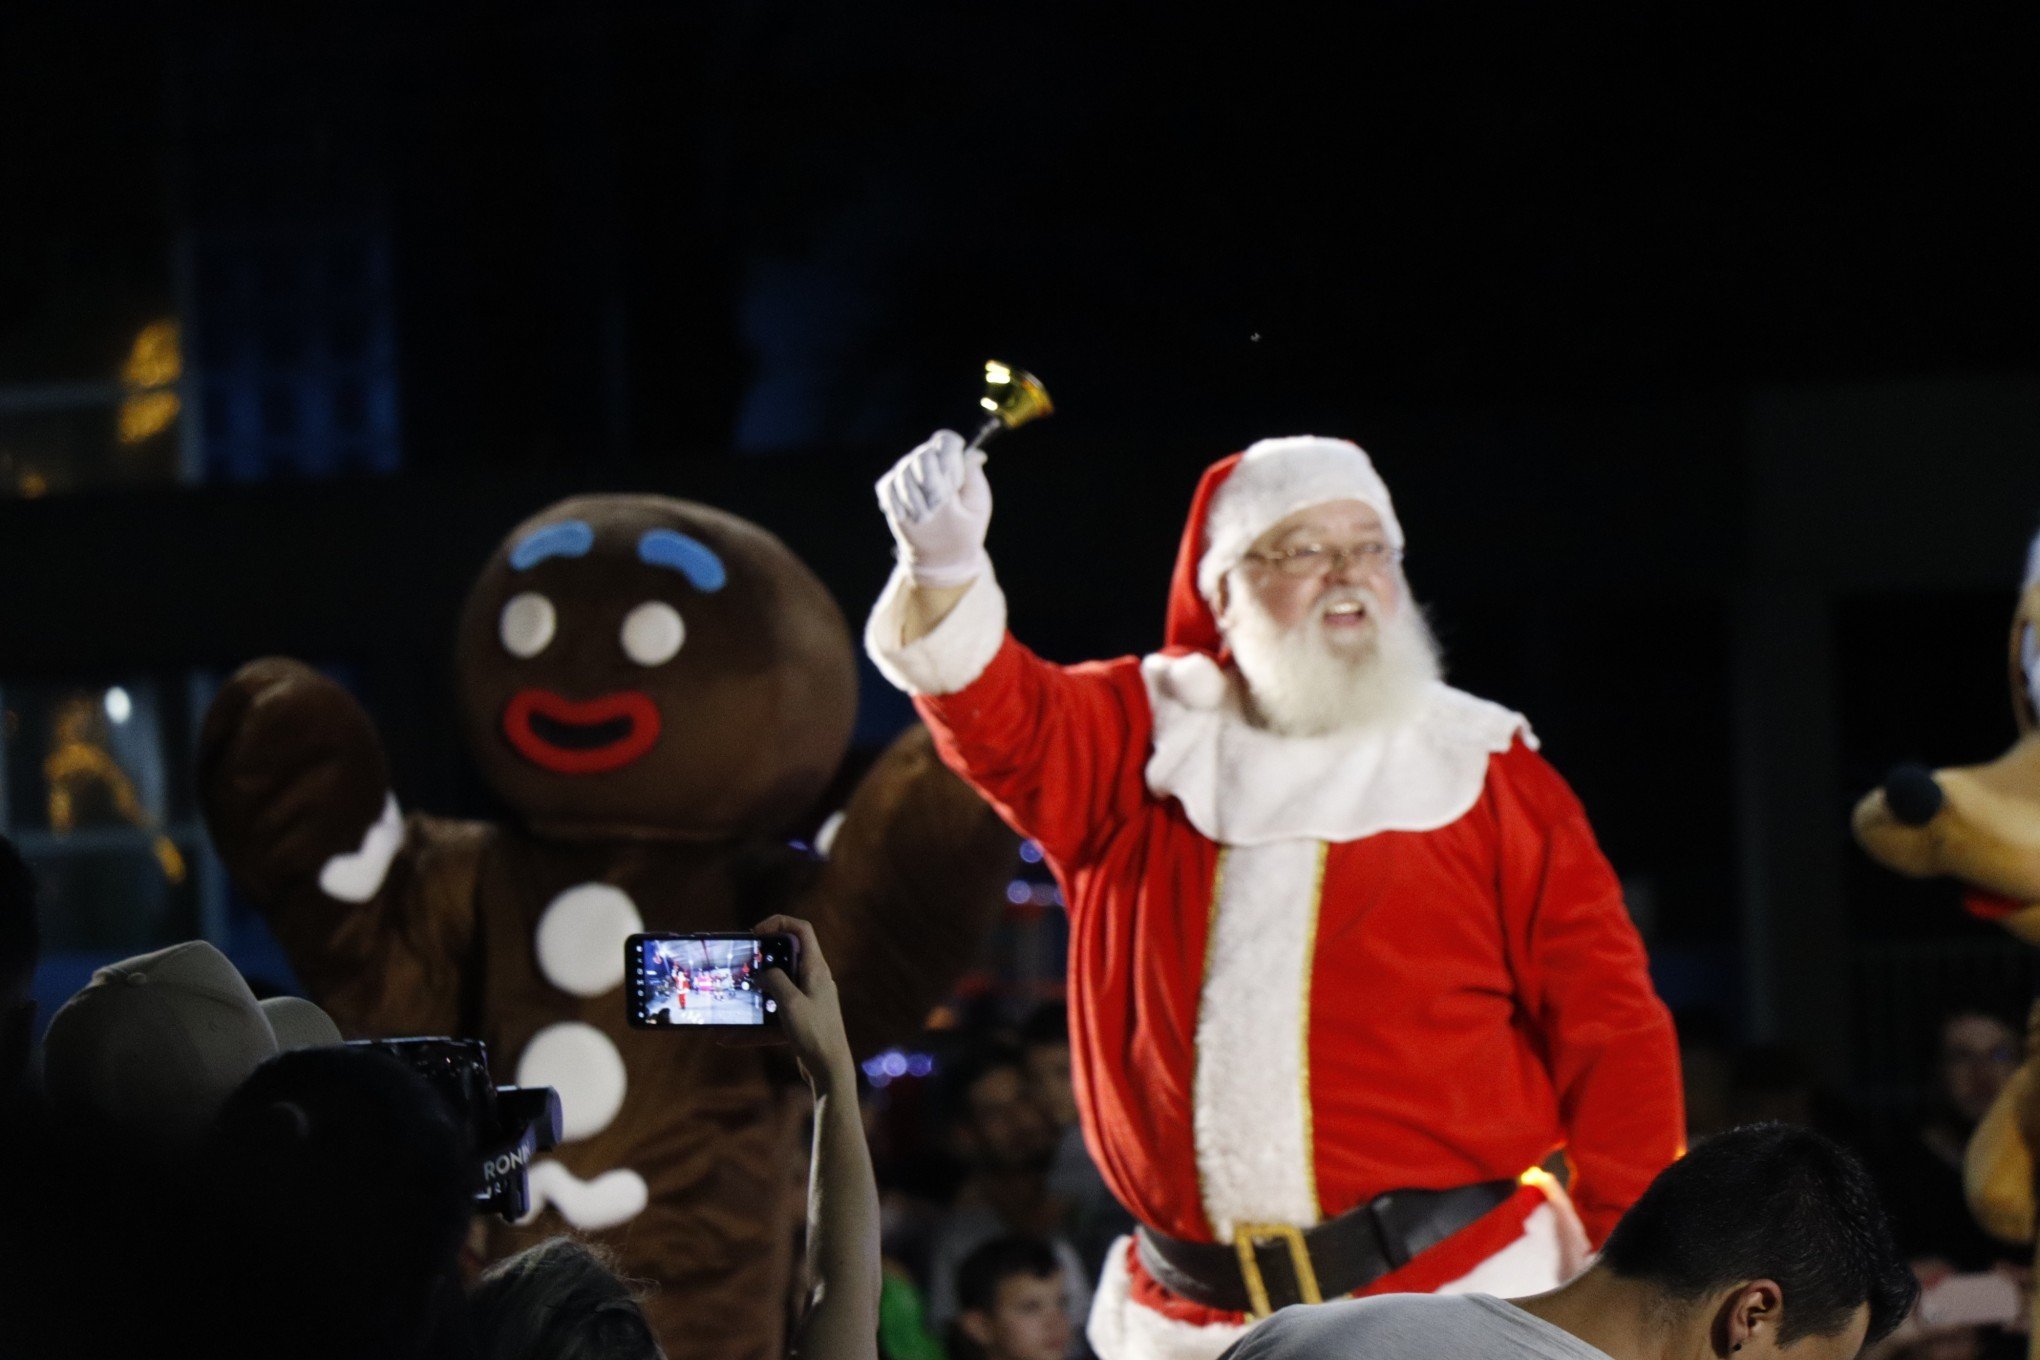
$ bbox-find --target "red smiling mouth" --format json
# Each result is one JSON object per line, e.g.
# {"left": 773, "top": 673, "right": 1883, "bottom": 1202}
{"left": 503, "top": 689, "right": 662, "bottom": 774}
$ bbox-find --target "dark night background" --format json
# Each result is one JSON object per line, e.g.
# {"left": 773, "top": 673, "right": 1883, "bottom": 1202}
{"left": 2, "top": 2, "right": 2038, "bottom": 1100}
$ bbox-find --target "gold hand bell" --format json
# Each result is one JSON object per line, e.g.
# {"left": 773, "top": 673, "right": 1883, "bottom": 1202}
{"left": 965, "top": 360, "right": 1053, "bottom": 451}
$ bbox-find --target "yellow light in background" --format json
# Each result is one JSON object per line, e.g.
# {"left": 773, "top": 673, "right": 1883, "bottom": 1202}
{"left": 152, "top": 835, "right": 188, "bottom": 885}
{"left": 119, "top": 391, "right": 179, "bottom": 444}
{"left": 123, "top": 319, "right": 180, "bottom": 387}
{"left": 118, "top": 319, "right": 181, "bottom": 445}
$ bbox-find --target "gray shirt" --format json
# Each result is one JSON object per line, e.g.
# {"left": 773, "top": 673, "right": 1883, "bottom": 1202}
{"left": 1218, "top": 1294, "right": 1617, "bottom": 1360}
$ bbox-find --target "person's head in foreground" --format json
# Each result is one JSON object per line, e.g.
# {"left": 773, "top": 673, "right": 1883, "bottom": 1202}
{"left": 1188, "top": 437, "right": 1442, "bottom": 737}
{"left": 1587, "top": 1122, "right": 1919, "bottom": 1357}
{"left": 198, "top": 1045, "right": 476, "bottom": 1360}
{"left": 0, "top": 834, "right": 37, "bottom": 1100}
{"left": 952, "top": 1236, "right": 1072, "bottom": 1360}
{"left": 40, "top": 938, "right": 341, "bottom": 1154}
{"left": 469, "top": 1236, "right": 663, "bottom": 1360}
{"left": 1222, "top": 1123, "right": 1918, "bottom": 1360}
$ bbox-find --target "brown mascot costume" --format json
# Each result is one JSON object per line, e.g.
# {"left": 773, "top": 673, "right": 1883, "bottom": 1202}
{"left": 1854, "top": 531, "right": 2040, "bottom": 1352}
{"left": 199, "top": 495, "right": 1015, "bottom": 1359}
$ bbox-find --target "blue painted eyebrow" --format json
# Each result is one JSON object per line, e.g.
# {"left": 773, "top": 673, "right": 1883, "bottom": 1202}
{"left": 510, "top": 520, "right": 595, "bottom": 570}
{"left": 638, "top": 530, "right": 727, "bottom": 592}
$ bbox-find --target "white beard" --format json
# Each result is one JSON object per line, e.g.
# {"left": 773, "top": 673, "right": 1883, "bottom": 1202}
{"left": 1219, "top": 575, "right": 1442, "bottom": 737}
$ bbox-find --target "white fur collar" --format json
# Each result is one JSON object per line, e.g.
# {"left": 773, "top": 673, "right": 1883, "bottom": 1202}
{"left": 1140, "top": 653, "right": 1532, "bottom": 846}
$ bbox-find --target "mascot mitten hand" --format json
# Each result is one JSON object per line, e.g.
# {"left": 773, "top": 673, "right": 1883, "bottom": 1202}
{"left": 199, "top": 658, "right": 395, "bottom": 906}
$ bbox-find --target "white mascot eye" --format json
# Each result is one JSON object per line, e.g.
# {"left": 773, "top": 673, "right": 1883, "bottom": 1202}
{"left": 500, "top": 592, "right": 557, "bottom": 658}
{"left": 621, "top": 601, "right": 685, "bottom": 666}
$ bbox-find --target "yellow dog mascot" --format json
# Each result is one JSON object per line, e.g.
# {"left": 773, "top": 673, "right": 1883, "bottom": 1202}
{"left": 1855, "top": 533, "right": 2040, "bottom": 1347}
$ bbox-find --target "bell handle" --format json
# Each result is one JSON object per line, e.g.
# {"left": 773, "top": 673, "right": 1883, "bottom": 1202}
{"left": 963, "top": 415, "right": 1003, "bottom": 454}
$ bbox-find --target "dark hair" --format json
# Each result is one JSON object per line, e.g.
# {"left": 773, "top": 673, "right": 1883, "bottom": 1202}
{"left": 0, "top": 833, "right": 36, "bottom": 996}
{"left": 198, "top": 1046, "right": 477, "bottom": 1360}
{"left": 956, "top": 1235, "right": 1062, "bottom": 1314}
{"left": 1937, "top": 1007, "right": 2020, "bottom": 1043}
{"left": 470, "top": 1237, "right": 663, "bottom": 1360}
{"left": 1, "top": 835, "right": 38, "bottom": 1094}
{"left": 939, "top": 1040, "right": 1030, "bottom": 1124}
{"left": 1018, "top": 1001, "right": 1068, "bottom": 1051}
{"left": 1600, "top": 1122, "right": 1919, "bottom": 1346}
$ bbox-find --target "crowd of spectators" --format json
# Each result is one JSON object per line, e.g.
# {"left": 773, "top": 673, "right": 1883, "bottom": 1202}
{"left": 0, "top": 821, "right": 2028, "bottom": 1360}
{"left": 1674, "top": 1002, "right": 2034, "bottom": 1360}
{"left": 862, "top": 1002, "right": 1131, "bottom": 1360}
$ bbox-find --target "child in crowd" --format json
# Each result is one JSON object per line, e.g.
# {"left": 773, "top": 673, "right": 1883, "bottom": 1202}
{"left": 951, "top": 1236, "right": 1074, "bottom": 1360}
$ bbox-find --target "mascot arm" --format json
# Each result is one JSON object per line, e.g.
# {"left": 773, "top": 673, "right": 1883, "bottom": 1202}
{"left": 198, "top": 657, "right": 481, "bottom": 1035}
{"left": 799, "top": 725, "right": 1016, "bottom": 1058}
{"left": 1966, "top": 1056, "right": 2039, "bottom": 1245}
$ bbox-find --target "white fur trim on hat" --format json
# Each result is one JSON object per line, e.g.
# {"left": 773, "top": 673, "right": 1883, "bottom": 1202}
{"left": 1197, "top": 437, "right": 1402, "bottom": 603}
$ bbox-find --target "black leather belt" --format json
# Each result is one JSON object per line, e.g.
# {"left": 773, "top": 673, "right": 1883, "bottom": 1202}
{"left": 1136, "top": 1178, "right": 1520, "bottom": 1317}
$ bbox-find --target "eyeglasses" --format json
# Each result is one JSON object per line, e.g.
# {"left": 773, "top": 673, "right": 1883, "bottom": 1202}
{"left": 1245, "top": 541, "right": 1403, "bottom": 578}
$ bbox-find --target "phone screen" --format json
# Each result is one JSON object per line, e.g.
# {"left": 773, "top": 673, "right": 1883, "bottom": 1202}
{"left": 625, "top": 933, "right": 793, "bottom": 1028}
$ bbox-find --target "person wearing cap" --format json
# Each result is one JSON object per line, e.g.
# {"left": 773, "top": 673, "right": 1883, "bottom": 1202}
{"left": 2, "top": 941, "right": 344, "bottom": 1355}
{"left": 866, "top": 432, "right": 1683, "bottom": 1360}
{"left": 41, "top": 938, "right": 342, "bottom": 1151}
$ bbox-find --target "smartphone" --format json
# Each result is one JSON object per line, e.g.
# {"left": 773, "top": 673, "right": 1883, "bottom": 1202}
{"left": 624, "top": 932, "right": 799, "bottom": 1029}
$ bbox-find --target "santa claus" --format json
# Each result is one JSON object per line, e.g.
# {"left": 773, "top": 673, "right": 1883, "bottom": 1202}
{"left": 865, "top": 431, "right": 1685, "bottom": 1360}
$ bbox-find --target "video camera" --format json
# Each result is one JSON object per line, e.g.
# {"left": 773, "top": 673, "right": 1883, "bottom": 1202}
{"left": 348, "top": 1037, "right": 561, "bottom": 1220}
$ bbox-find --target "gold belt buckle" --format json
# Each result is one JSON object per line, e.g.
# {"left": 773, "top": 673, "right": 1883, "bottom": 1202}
{"left": 1230, "top": 1221, "right": 1323, "bottom": 1319}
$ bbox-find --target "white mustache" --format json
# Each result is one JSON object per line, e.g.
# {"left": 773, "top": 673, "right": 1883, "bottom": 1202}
{"left": 1310, "top": 586, "right": 1383, "bottom": 622}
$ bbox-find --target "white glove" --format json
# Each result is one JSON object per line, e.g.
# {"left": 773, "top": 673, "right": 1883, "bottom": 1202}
{"left": 875, "top": 429, "right": 992, "bottom": 588}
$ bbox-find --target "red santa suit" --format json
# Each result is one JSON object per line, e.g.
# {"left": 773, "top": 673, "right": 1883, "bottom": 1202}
{"left": 867, "top": 438, "right": 1683, "bottom": 1360}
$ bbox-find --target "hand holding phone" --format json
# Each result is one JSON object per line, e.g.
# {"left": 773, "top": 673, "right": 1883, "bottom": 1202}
{"left": 751, "top": 915, "right": 855, "bottom": 1096}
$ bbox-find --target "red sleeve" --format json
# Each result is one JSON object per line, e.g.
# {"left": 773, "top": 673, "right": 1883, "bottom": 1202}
{"left": 1493, "top": 741, "right": 1685, "bottom": 1245}
{"left": 912, "top": 635, "right": 1152, "bottom": 871}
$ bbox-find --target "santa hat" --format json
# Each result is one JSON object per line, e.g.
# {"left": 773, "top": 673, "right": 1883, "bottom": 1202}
{"left": 1164, "top": 436, "right": 1402, "bottom": 659}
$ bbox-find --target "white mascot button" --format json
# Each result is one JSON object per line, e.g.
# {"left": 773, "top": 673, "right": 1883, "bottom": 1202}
{"left": 516, "top": 1021, "right": 629, "bottom": 1143}
{"left": 534, "top": 882, "right": 643, "bottom": 997}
